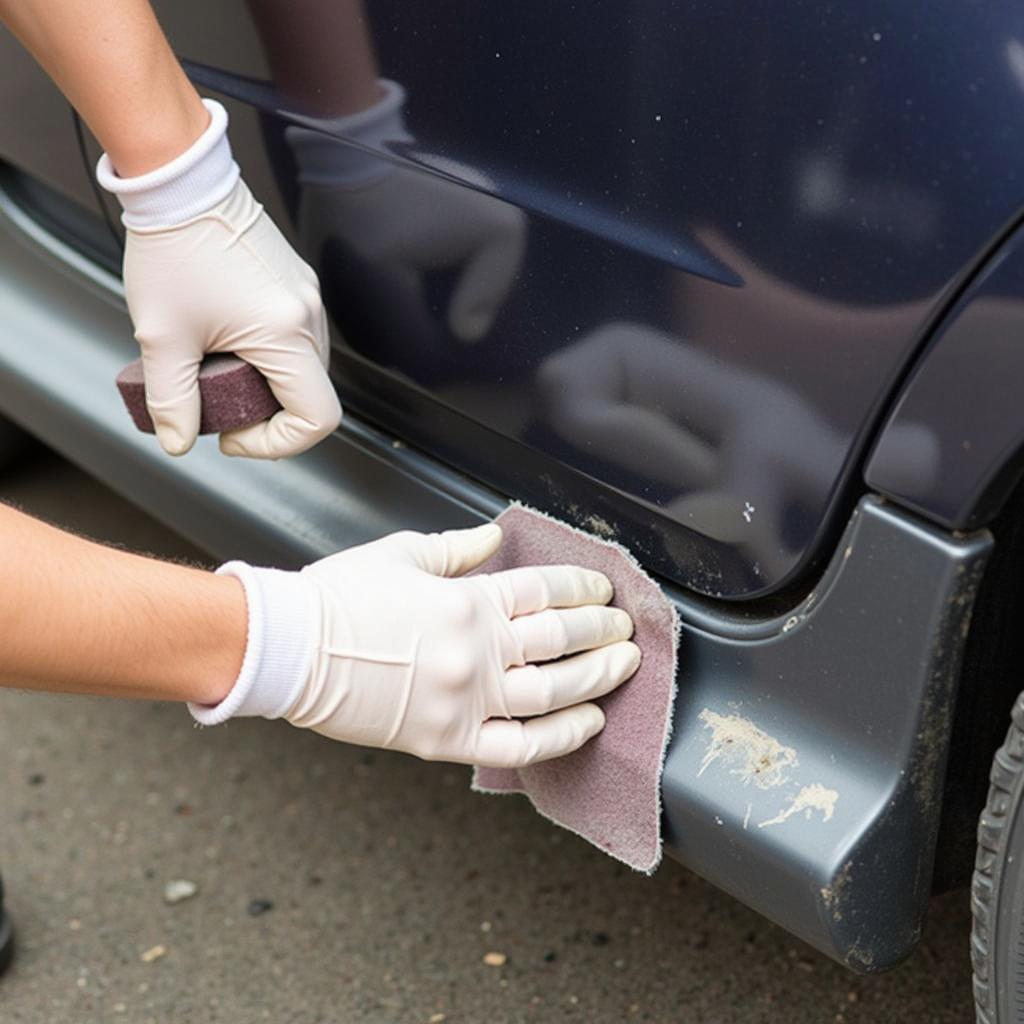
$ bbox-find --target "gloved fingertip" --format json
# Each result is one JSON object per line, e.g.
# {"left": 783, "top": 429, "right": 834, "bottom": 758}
{"left": 604, "top": 642, "right": 643, "bottom": 687}
{"left": 589, "top": 570, "right": 615, "bottom": 605}
{"left": 579, "top": 702, "right": 606, "bottom": 738}
{"left": 467, "top": 521, "right": 504, "bottom": 559}
{"left": 624, "top": 641, "right": 643, "bottom": 675}
{"left": 155, "top": 426, "right": 194, "bottom": 457}
{"left": 429, "top": 521, "right": 503, "bottom": 577}
{"left": 610, "top": 608, "right": 635, "bottom": 640}
{"left": 473, "top": 521, "right": 503, "bottom": 544}
{"left": 218, "top": 433, "right": 283, "bottom": 460}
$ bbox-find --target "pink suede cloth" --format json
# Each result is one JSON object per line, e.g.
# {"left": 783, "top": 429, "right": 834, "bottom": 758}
{"left": 473, "top": 504, "right": 680, "bottom": 874}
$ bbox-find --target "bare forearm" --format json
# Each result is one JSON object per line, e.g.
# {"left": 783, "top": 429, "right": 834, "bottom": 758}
{"left": 0, "top": 0, "right": 207, "bottom": 175}
{"left": 0, "top": 504, "right": 245, "bottom": 704}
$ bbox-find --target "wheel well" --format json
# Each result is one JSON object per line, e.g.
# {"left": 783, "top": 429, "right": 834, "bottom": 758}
{"left": 933, "top": 475, "right": 1024, "bottom": 890}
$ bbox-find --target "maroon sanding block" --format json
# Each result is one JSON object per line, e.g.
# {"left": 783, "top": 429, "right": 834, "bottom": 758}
{"left": 116, "top": 355, "right": 281, "bottom": 435}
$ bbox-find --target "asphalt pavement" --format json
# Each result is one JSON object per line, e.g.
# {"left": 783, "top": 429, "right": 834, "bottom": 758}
{"left": 0, "top": 450, "right": 976, "bottom": 1023}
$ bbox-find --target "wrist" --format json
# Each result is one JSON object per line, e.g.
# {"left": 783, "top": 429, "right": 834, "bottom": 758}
{"left": 102, "top": 82, "right": 211, "bottom": 179}
{"left": 96, "top": 98, "right": 241, "bottom": 229}
{"left": 188, "top": 563, "right": 315, "bottom": 726}
{"left": 186, "top": 572, "right": 249, "bottom": 705}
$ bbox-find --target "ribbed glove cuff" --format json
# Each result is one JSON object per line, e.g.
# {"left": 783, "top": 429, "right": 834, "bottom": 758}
{"left": 285, "top": 79, "right": 412, "bottom": 189}
{"left": 96, "top": 98, "right": 241, "bottom": 229}
{"left": 188, "top": 562, "right": 314, "bottom": 726}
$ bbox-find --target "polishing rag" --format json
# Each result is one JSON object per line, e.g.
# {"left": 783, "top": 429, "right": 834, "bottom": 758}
{"left": 473, "top": 504, "right": 680, "bottom": 873}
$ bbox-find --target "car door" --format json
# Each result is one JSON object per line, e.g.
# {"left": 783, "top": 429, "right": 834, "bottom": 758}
{"left": 147, "top": 0, "right": 1024, "bottom": 600}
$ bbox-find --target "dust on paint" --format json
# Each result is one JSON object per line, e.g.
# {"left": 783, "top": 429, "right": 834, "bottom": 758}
{"left": 584, "top": 514, "right": 617, "bottom": 539}
{"left": 697, "top": 709, "right": 798, "bottom": 789}
{"left": 758, "top": 783, "right": 839, "bottom": 829}
{"left": 820, "top": 860, "right": 853, "bottom": 923}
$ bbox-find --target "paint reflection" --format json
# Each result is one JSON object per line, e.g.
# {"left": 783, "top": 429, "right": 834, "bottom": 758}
{"left": 248, "top": 0, "right": 525, "bottom": 354}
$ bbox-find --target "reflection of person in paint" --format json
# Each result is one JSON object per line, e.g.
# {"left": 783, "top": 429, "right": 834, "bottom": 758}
{"left": 537, "top": 312, "right": 938, "bottom": 581}
{"left": 0, "top": 0, "right": 638, "bottom": 970}
{"left": 247, "top": 0, "right": 526, "bottom": 364}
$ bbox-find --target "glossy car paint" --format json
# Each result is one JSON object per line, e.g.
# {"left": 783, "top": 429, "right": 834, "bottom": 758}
{"left": 867, "top": 221, "right": 1024, "bottom": 530}
{"left": 2, "top": 5, "right": 1023, "bottom": 599}
{"left": 149, "top": 0, "right": 1024, "bottom": 599}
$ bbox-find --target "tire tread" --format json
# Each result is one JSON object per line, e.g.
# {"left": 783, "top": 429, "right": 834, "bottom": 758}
{"left": 972, "top": 693, "right": 1024, "bottom": 1022}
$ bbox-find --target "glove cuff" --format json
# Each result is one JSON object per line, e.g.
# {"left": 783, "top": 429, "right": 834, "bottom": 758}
{"left": 96, "top": 98, "right": 241, "bottom": 229}
{"left": 285, "top": 79, "right": 412, "bottom": 189}
{"left": 188, "top": 562, "right": 314, "bottom": 726}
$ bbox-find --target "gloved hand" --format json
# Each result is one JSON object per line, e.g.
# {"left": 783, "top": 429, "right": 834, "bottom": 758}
{"left": 190, "top": 523, "right": 640, "bottom": 768}
{"left": 97, "top": 98, "right": 341, "bottom": 459}
{"left": 287, "top": 81, "right": 526, "bottom": 343}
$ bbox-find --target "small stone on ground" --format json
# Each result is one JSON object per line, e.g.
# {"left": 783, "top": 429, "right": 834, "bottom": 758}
{"left": 163, "top": 880, "right": 198, "bottom": 905}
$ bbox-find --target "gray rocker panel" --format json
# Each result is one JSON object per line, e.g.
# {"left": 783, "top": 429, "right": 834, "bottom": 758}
{"left": 662, "top": 498, "right": 989, "bottom": 971}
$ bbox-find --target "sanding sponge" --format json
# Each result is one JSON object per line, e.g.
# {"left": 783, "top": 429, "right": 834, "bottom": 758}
{"left": 116, "top": 355, "right": 281, "bottom": 435}
{"left": 473, "top": 504, "right": 680, "bottom": 874}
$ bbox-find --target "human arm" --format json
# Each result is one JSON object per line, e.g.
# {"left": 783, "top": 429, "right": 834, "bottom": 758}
{"left": 0, "top": 0, "right": 207, "bottom": 179}
{"left": 0, "top": 502, "right": 244, "bottom": 703}
{"left": 0, "top": 504, "right": 638, "bottom": 767}
{"left": 0, "top": 0, "right": 342, "bottom": 459}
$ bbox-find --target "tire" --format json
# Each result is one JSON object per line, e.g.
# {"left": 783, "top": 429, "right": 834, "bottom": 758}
{"left": 972, "top": 691, "right": 1024, "bottom": 1022}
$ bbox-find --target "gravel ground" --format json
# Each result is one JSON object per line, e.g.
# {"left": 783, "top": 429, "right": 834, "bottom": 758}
{"left": 0, "top": 451, "right": 976, "bottom": 1023}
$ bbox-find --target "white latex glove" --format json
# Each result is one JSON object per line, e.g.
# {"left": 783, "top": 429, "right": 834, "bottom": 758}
{"left": 287, "top": 81, "right": 526, "bottom": 343}
{"left": 97, "top": 98, "right": 341, "bottom": 459}
{"left": 190, "top": 523, "right": 641, "bottom": 768}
